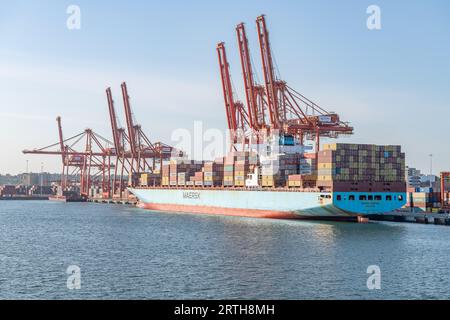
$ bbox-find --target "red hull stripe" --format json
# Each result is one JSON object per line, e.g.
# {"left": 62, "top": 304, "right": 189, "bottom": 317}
{"left": 138, "top": 202, "right": 300, "bottom": 219}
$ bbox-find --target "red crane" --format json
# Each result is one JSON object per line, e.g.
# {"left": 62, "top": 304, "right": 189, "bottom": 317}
{"left": 106, "top": 87, "right": 131, "bottom": 197}
{"left": 217, "top": 42, "right": 251, "bottom": 149}
{"left": 236, "top": 23, "right": 267, "bottom": 132}
{"left": 256, "top": 15, "right": 283, "bottom": 129}
{"left": 117, "top": 82, "right": 180, "bottom": 186}
{"left": 24, "top": 82, "right": 179, "bottom": 200}
{"left": 255, "top": 14, "right": 353, "bottom": 150}
{"left": 121, "top": 82, "right": 139, "bottom": 173}
{"left": 23, "top": 117, "right": 114, "bottom": 198}
{"left": 56, "top": 116, "right": 68, "bottom": 189}
{"left": 107, "top": 87, "right": 123, "bottom": 157}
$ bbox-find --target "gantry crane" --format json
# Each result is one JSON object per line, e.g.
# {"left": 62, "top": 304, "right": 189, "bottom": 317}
{"left": 255, "top": 14, "right": 353, "bottom": 151}
{"left": 109, "top": 82, "right": 181, "bottom": 188}
{"left": 106, "top": 87, "right": 131, "bottom": 197}
{"left": 122, "top": 82, "right": 177, "bottom": 174}
{"left": 23, "top": 117, "right": 114, "bottom": 198}
{"left": 218, "top": 15, "right": 353, "bottom": 152}
{"left": 23, "top": 81, "right": 180, "bottom": 200}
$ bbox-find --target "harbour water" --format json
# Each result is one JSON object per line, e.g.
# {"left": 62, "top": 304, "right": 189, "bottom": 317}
{"left": 1, "top": 201, "right": 450, "bottom": 299}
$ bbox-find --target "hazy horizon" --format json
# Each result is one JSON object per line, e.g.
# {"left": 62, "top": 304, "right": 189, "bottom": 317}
{"left": 1, "top": 0, "right": 449, "bottom": 175}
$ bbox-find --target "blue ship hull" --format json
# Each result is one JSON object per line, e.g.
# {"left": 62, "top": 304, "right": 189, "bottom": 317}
{"left": 130, "top": 188, "right": 407, "bottom": 219}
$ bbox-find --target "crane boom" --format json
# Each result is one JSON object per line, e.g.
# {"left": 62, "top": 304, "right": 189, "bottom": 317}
{"left": 121, "top": 82, "right": 137, "bottom": 158}
{"left": 217, "top": 42, "right": 238, "bottom": 132}
{"left": 217, "top": 42, "right": 251, "bottom": 148}
{"left": 236, "top": 23, "right": 257, "bottom": 130}
{"left": 106, "top": 87, "right": 122, "bottom": 155}
{"left": 236, "top": 23, "right": 267, "bottom": 131}
{"left": 56, "top": 116, "right": 65, "bottom": 164}
{"left": 256, "top": 14, "right": 280, "bottom": 129}
{"left": 254, "top": 14, "right": 353, "bottom": 150}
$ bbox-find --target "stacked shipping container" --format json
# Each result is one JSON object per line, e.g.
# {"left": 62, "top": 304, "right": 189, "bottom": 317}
{"left": 316, "top": 143, "right": 406, "bottom": 192}
{"left": 262, "top": 154, "right": 300, "bottom": 187}
{"left": 203, "top": 159, "right": 224, "bottom": 187}
{"left": 235, "top": 153, "right": 258, "bottom": 187}
{"left": 143, "top": 143, "right": 407, "bottom": 192}
{"left": 163, "top": 159, "right": 204, "bottom": 187}
{"left": 139, "top": 173, "right": 161, "bottom": 187}
{"left": 0, "top": 185, "right": 16, "bottom": 197}
{"left": 405, "top": 192, "right": 441, "bottom": 212}
{"left": 222, "top": 152, "right": 259, "bottom": 187}
{"left": 287, "top": 153, "right": 318, "bottom": 188}
{"left": 162, "top": 164, "right": 170, "bottom": 186}
{"left": 188, "top": 171, "right": 205, "bottom": 186}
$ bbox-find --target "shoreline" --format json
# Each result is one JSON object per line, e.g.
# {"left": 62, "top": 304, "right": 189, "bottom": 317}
{"left": 0, "top": 196, "right": 49, "bottom": 201}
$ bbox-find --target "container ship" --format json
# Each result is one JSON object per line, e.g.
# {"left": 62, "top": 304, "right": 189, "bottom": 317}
{"left": 128, "top": 16, "right": 404, "bottom": 221}
{"left": 129, "top": 143, "right": 407, "bottom": 221}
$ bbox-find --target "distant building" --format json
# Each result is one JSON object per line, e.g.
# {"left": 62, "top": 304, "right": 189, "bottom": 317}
{"left": 1, "top": 174, "right": 22, "bottom": 185}
{"left": 406, "top": 167, "right": 440, "bottom": 191}
{"left": 21, "top": 173, "right": 42, "bottom": 186}
{"left": 407, "top": 167, "right": 422, "bottom": 189}
{"left": 19, "top": 173, "right": 54, "bottom": 187}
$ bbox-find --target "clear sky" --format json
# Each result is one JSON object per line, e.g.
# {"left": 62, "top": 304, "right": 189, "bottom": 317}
{"left": 0, "top": 0, "right": 449, "bottom": 175}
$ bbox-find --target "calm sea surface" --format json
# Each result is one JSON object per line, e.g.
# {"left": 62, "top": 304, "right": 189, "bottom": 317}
{"left": 1, "top": 200, "right": 449, "bottom": 299}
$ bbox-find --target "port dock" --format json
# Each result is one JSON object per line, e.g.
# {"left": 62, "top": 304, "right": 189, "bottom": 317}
{"left": 370, "top": 210, "right": 450, "bottom": 226}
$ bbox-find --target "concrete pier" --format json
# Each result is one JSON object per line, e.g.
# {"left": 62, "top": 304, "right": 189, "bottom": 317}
{"left": 370, "top": 211, "right": 450, "bottom": 226}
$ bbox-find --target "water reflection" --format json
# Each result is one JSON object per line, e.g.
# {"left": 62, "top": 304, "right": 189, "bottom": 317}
{"left": 2, "top": 202, "right": 450, "bottom": 299}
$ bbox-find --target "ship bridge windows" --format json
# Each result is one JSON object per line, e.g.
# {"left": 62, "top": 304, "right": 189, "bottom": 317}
{"left": 336, "top": 195, "right": 342, "bottom": 201}
{"left": 349, "top": 195, "right": 355, "bottom": 201}
{"left": 386, "top": 195, "right": 392, "bottom": 201}
{"left": 398, "top": 195, "right": 404, "bottom": 201}
{"left": 349, "top": 194, "right": 383, "bottom": 201}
